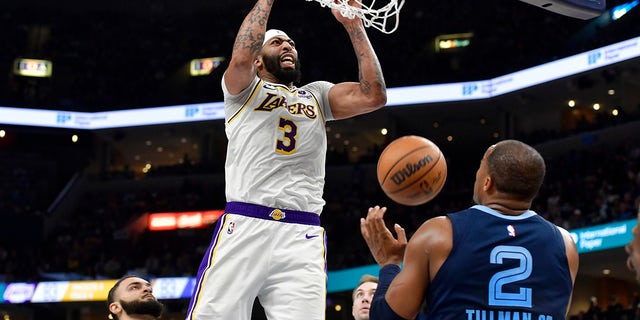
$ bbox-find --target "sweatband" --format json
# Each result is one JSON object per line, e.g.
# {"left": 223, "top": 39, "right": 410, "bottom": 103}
{"left": 263, "top": 29, "right": 289, "bottom": 45}
{"left": 370, "top": 264, "right": 406, "bottom": 319}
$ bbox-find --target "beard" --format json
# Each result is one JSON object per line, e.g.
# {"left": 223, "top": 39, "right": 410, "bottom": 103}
{"left": 262, "top": 53, "right": 302, "bottom": 84}
{"left": 120, "top": 299, "right": 164, "bottom": 318}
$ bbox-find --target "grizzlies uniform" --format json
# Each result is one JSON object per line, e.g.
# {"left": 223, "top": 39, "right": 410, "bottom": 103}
{"left": 186, "top": 75, "right": 334, "bottom": 320}
{"left": 426, "top": 205, "right": 573, "bottom": 320}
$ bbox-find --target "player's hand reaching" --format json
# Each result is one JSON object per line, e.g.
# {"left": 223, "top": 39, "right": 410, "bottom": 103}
{"left": 331, "top": 0, "right": 363, "bottom": 26}
{"left": 360, "top": 206, "right": 407, "bottom": 267}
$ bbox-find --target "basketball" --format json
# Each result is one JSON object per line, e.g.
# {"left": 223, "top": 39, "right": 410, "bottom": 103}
{"left": 377, "top": 135, "right": 447, "bottom": 206}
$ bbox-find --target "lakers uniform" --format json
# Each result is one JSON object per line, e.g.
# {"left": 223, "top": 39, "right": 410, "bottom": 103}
{"left": 186, "top": 76, "right": 334, "bottom": 320}
{"left": 426, "top": 205, "right": 573, "bottom": 320}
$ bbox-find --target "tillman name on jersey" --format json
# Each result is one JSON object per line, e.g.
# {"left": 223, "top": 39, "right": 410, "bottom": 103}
{"left": 465, "top": 309, "right": 554, "bottom": 320}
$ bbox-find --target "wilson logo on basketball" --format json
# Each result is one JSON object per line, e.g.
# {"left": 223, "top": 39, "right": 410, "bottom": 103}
{"left": 377, "top": 135, "right": 447, "bottom": 206}
{"left": 390, "top": 155, "right": 434, "bottom": 185}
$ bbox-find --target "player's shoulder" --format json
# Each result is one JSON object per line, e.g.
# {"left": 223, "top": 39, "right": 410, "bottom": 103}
{"left": 223, "top": 74, "right": 262, "bottom": 99}
{"left": 408, "top": 216, "right": 453, "bottom": 257}
{"left": 555, "top": 225, "right": 577, "bottom": 246}
{"left": 302, "top": 80, "right": 334, "bottom": 87}
{"left": 300, "top": 80, "right": 334, "bottom": 93}
{"left": 414, "top": 216, "right": 452, "bottom": 242}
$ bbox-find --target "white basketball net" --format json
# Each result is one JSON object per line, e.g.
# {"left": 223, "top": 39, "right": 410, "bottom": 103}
{"left": 306, "top": 0, "right": 405, "bottom": 34}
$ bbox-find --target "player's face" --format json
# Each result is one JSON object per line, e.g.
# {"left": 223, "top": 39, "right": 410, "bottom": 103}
{"left": 626, "top": 210, "right": 640, "bottom": 282}
{"left": 113, "top": 277, "right": 164, "bottom": 318}
{"left": 352, "top": 281, "right": 376, "bottom": 320}
{"left": 261, "top": 36, "right": 301, "bottom": 84}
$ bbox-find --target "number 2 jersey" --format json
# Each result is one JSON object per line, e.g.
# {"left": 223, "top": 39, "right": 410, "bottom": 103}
{"left": 426, "top": 205, "right": 573, "bottom": 320}
{"left": 222, "top": 76, "right": 334, "bottom": 215}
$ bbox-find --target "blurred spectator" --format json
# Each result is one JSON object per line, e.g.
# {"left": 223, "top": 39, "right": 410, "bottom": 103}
{"left": 586, "top": 296, "right": 604, "bottom": 320}
{"left": 605, "top": 294, "right": 625, "bottom": 320}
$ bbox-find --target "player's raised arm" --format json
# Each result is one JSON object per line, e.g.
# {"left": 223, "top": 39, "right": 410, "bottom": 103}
{"left": 328, "top": 1, "right": 387, "bottom": 120}
{"left": 224, "top": 0, "right": 274, "bottom": 95}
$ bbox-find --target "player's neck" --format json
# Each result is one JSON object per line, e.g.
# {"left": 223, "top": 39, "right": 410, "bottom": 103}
{"left": 485, "top": 201, "right": 530, "bottom": 216}
{"left": 257, "top": 72, "right": 292, "bottom": 87}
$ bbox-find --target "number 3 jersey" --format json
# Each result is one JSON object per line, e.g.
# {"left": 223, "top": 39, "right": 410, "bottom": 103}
{"left": 427, "top": 205, "right": 573, "bottom": 320}
{"left": 222, "top": 76, "right": 334, "bottom": 215}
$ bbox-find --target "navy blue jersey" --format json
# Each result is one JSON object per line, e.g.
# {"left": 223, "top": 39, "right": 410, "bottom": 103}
{"left": 426, "top": 205, "right": 573, "bottom": 320}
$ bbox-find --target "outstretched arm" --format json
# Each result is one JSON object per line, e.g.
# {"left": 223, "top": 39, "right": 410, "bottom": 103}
{"left": 224, "top": 0, "right": 274, "bottom": 95}
{"left": 329, "top": 3, "right": 387, "bottom": 120}
{"left": 362, "top": 207, "right": 451, "bottom": 319}
{"left": 361, "top": 206, "right": 408, "bottom": 319}
{"left": 360, "top": 206, "right": 406, "bottom": 267}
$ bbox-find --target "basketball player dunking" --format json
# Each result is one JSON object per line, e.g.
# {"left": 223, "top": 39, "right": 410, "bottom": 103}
{"left": 185, "top": 0, "right": 387, "bottom": 319}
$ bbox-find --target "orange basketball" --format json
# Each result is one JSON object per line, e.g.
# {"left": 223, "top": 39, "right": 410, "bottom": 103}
{"left": 377, "top": 135, "right": 447, "bottom": 206}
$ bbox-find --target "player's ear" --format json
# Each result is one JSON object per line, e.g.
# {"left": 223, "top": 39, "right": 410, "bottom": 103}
{"left": 483, "top": 175, "right": 493, "bottom": 192}
{"left": 109, "top": 302, "right": 122, "bottom": 315}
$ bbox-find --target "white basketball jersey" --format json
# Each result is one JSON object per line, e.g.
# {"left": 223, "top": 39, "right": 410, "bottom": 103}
{"left": 222, "top": 76, "right": 334, "bottom": 214}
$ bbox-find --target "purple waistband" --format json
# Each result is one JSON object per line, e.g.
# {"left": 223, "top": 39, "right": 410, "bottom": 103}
{"left": 225, "top": 202, "right": 321, "bottom": 226}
